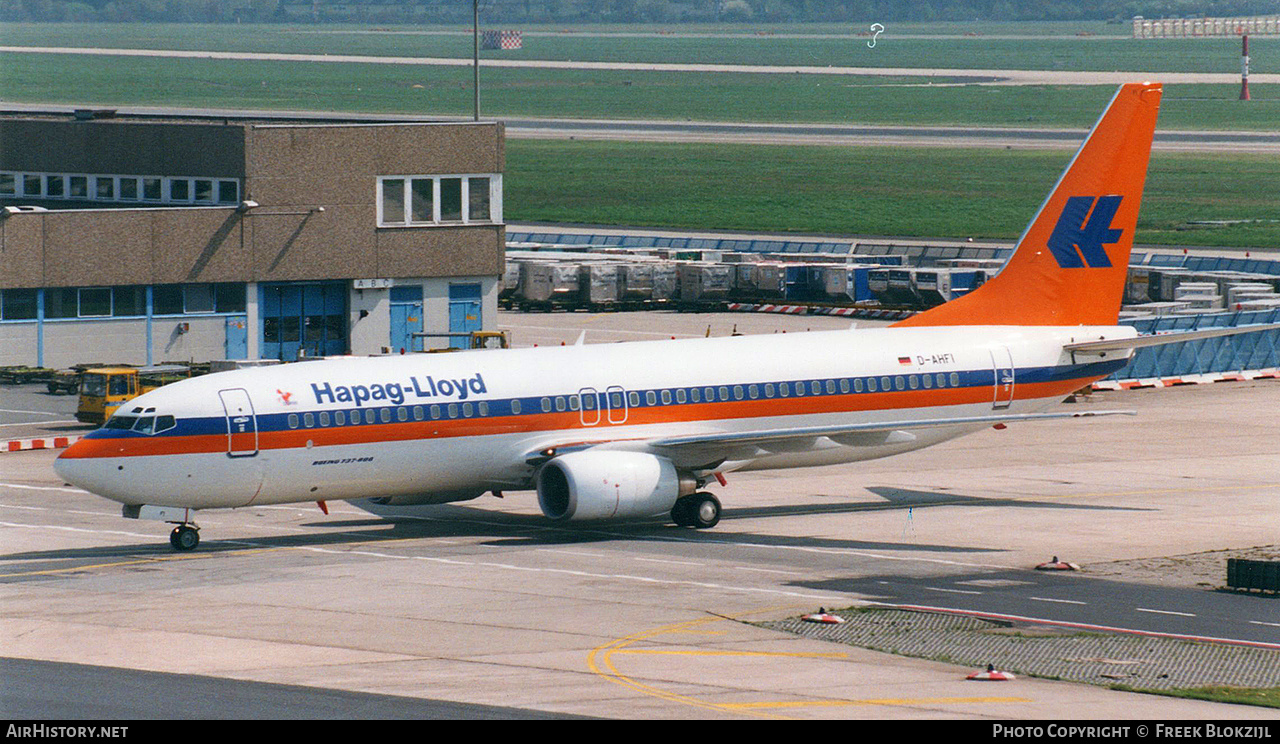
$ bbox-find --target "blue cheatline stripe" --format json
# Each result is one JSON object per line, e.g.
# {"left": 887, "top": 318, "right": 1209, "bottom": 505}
{"left": 86, "top": 359, "right": 1126, "bottom": 442}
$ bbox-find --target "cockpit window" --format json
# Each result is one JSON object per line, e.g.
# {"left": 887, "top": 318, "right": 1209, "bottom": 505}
{"left": 130, "top": 415, "right": 177, "bottom": 435}
{"left": 105, "top": 415, "right": 137, "bottom": 430}
{"left": 107, "top": 414, "right": 176, "bottom": 434}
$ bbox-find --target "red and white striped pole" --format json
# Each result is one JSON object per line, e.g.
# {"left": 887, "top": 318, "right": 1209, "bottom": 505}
{"left": 1240, "top": 34, "right": 1251, "bottom": 101}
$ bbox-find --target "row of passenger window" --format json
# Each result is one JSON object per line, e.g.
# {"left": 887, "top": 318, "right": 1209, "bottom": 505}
{"left": 533, "top": 373, "right": 965, "bottom": 413}
{"left": 282, "top": 372, "right": 966, "bottom": 430}
{"left": 287, "top": 401, "right": 493, "bottom": 430}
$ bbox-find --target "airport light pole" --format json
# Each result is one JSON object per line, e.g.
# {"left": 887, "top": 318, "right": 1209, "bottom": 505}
{"left": 473, "top": 0, "right": 480, "bottom": 121}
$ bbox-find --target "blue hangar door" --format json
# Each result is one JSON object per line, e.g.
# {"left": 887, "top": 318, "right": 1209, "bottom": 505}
{"left": 448, "top": 283, "right": 482, "bottom": 350}
{"left": 261, "top": 283, "right": 348, "bottom": 361}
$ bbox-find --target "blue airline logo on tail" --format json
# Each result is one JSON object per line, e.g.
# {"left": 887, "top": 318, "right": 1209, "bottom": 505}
{"left": 1046, "top": 195, "right": 1123, "bottom": 268}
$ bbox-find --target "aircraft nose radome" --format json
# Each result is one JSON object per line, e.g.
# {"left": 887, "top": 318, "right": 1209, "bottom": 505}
{"left": 53, "top": 444, "right": 112, "bottom": 498}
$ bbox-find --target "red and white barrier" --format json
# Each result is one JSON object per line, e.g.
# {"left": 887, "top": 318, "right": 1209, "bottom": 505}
{"left": 725, "top": 303, "right": 913, "bottom": 321}
{"left": 1092, "top": 368, "right": 1280, "bottom": 391}
{"left": 3, "top": 435, "right": 81, "bottom": 454}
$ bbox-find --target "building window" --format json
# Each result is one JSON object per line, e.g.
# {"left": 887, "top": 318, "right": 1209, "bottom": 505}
{"left": 79, "top": 287, "right": 112, "bottom": 317}
{"left": 183, "top": 284, "right": 215, "bottom": 313}
{"left": 410, "top": 178, "right": 432, "bottom": 223}
{"left": 112, "top": 286, "right": 146, "bottom": 317}
{"left": 45, "top": 288, "right": 78, "bottom": 319}
{"left": 377, "top": 174, "right": 501, "bottom": 227}
{"left": 469, "top": 176, "right": 491, "bottom": 221}
{"left": 0, "top": 170, "right": 237, "bottom": 206}
{"left": 153, "top": 285, "right": 184, "bottom": 315}
{"left": 217, "top": 180, "right": 238, "bottom": 204}
{"left": 0, "top": 289, "right": 38, "bottom": 321}
{"left": 440, "top": 178, "right": 462, "bottom": 221}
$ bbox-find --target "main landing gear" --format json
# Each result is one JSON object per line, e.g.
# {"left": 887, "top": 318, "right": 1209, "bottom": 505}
{"left": 671, "top": 492, "right": 721, "bottom": 529}
{"left": 169, "top": 524, "right": 200, "bottom": 551}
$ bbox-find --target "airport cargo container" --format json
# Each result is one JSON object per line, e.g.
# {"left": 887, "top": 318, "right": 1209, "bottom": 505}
{"left": 580, "top": 263, "right": 622, "bottom": 307}
{"left": 947, "top": 270, "right": 987, "bottom": 301}
{"left": 820, "top": 265, "right": 873, "bottom": 303}
{"left": 1226, "top": 283, "right": 1275, "bottom": 305}
{"left": 731, "top": 264, "right": 758, "bottom": 300}
{"left": 867, "top": 268, "right": 891, "bottom": 303}
{"left": 884, "top": 269, "right": 918, "bottom": 306}
{"left": 651, "top": 264, "right": 679, "bottom": 302}
{"left": 619, "top": 263, "right": 655, "bottom": 302}
{"left": 753, "top": 263, "right": 788, "bottom": 299}
{"left": 518, "top": 261, "right": 581, "bottom": 307}
{"left": 500, "top": 261, "right": 522, "bottom": 303}
{"left": 911, "top": 268, "right": 951, "bottom": 307}
{"left": 678, "top": 263, "right": 735, "bottom": 303}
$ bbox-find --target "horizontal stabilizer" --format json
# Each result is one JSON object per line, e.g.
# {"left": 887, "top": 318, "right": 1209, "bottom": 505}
{"left": 1064, "top": 322, "right": 1280, "bottom": 354}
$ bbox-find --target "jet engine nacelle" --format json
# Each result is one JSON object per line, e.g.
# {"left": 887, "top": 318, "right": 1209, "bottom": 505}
{"left": 536, "top": 451, "right": 693, "bottom": 521}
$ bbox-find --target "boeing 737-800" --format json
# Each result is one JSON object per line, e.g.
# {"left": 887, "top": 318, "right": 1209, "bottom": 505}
{"left": 52, "top": 82, "right": 1277, "bottom": 551}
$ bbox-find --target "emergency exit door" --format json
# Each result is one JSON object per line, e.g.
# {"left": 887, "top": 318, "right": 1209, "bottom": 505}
{"left": 991, "top": 347, "right": 1015, "bottom": 410}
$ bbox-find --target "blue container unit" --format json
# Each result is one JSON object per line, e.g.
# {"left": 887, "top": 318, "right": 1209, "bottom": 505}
{"left": 819, "top": 265, "right": 874, "bottom": 303}
{"left": 1106, "top": 308, "right": 1280, "bottom": 380}
{"left": 781, "top": 264, "right": 816, "bottom": 301}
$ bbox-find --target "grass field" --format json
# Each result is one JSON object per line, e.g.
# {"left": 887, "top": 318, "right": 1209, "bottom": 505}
{"left": 2, "top": 22, "right": 1274, "bottom": 73}
{"left": 2, "top": 52, "right": 1277, "bottom": 131}
{"left": 505, "top": 140, "right": 1280, "bottom": 249}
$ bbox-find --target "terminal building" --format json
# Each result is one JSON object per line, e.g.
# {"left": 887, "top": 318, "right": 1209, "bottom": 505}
{"left": 0, "top": 109, "right": 505, "bottom": 368}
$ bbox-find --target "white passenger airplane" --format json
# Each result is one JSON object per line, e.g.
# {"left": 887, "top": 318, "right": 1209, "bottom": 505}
{"left": 53, "top": 82, "right": 1277, "bottom": 551}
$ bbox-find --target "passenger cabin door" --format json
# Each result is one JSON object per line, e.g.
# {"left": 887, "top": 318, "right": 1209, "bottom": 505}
{"left": 990, "top": 347, "right": 1015, "bottom": 410}
{"left": 218, "top": 388, "right": 259, "bottom": 457}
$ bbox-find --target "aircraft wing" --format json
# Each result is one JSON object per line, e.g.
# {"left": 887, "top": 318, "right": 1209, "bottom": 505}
{"left": 524, "top": 409, "right": 1133, "bottom": 472}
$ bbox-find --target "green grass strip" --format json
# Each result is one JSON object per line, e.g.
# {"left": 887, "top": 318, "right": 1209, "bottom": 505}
{"left": 506, "top": 140, "right": 1280, "bottom": 249}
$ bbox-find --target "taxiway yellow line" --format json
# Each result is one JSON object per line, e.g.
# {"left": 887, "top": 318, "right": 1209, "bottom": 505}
{"left": 586, "top": 606, "right": 1032, "bottom": 719}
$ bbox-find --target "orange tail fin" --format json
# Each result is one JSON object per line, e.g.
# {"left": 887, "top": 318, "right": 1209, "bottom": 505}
{"left": 896, "top": 82, "right": 1162, "bottom": 328}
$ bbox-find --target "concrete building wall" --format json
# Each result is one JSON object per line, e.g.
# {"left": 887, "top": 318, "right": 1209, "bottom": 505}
{"left": 42, "top": 318, "right": 149, "bottom": 369}
{"left": 150, "top": 315, "right": 231, "bottom": 364}
{"left": 0, "top": 322, "right": 39, "bottom": 367}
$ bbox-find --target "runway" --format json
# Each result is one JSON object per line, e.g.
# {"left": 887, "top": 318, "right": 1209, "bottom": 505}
{"left": 3, "top": 102, "right": 1274, "bottom": 153}
{"left": 2, "top": 311, "right": 1278, "bottom": 719}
